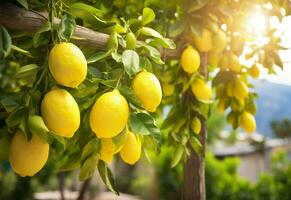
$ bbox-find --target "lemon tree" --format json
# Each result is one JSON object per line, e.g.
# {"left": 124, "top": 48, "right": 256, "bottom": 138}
{"left": 0, "top": 0, "right": 289, "bottom": 199}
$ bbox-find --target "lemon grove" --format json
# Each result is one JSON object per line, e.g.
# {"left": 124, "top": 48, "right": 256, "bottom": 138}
{"left": 0, "top": 0, "right": 289, "bottom": 199}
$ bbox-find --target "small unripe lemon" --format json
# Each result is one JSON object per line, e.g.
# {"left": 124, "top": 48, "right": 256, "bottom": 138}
{"left": 9, "top": 130, "right": 49, "bottom": 177}
{"left": 120, "top": 131, "right": 141, "bottom": 165}
{"left": 180, "top": 46, "right": 200, "bottom": 73}
{"left": 234, "top": 79, "right": 249, "bottom": 100}
{"left": 212, "top": 30, "right": 227, "bottom": 53}
{"left": 191, "top": 117, "right": 201, "bottom": 134}
{"left": 240, "top": 111, "right": 256, "bottom": 133}
{"left": 41, "top": 88, "right": 80, "bottom": 138}
{"left": 99, "top": 139, "right": 120, "bottom": 164}
{"left": 48, "top": 42, "right": 87, "bottom": 88}
{"left": 132, "top": 71, "right": 162, "bottom": 112}
{"left": 90, "top": 90, "right": 129, "bottom": 138}
{"left": 191, "top": 79, "right": 212, "bottom": 101}
{"left": 162, "top": 82, "right": 175, "bottom": 96}
{"left": 228, "top": 54, "right": 241, "bottom": 72}
{"left": 193, "top": 29, "right": 213, "bottom": 52}
{"left": 125, "top": 32, "right": 136, "bottom": 49}
{"left": 250, "top": 64, "right": 260, "bottom": 78}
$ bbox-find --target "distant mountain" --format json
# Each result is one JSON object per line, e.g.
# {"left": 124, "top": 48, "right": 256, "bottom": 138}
{"left": 253, "top": 79, "right": 291, "bottom": 137}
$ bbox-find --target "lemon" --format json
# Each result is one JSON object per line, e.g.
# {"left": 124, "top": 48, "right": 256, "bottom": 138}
{"left": 226, "top": 81, "right": 234, "bottom": 97}
{"left": 240, "top": 111, "right": 256, "bottom": 133}
{"left": 120, "top": 131, "right": 141, "bottom": 165}
{"left": 162, "top": 82, "right": 175, "bottom": 96}
{"left": 234, "top": 79, "right": 249, "bottom": 100}
{"left": 9, "top": 130, "right": 49, "bottom": 177}
{"left": 99, "top": 139, "right": 120, "bottom": 164}
{"left": 219, "top": 54, "right": 229, "bottom": 71}
{"left": 191, "top": 117, "right": 201, "bottom": 134}
{"left": 212, "top": 30, "right": 227, "bottom": 53}
{"left": 227, "top": 113, "right": 236, "bottom": 125}
{"left": 250, "top": 64, "right": 260, "bottom": 78}
{"left": 208, "top": 51, "right": 220, "bottom": 66}
{"left": 41, "top": 88, "right": 80, "bottom": 138}
{"left": 90, "top": 90, "right": 129, "bottom": 138}
{"left": 126, "top": 32, "right": 136, "bottom": 50}
{"left": 193, "top": 29, "right": 213, "bottom": 52}
{"left": 191, "top": 79, "right": 212, "bottom": 101}
{"left": 217, "top": 100, "right": 225, "bottom": 113}
{"left": 228, "top": 54, "right": 241, "bottom": 72}
{"left": 132, "top": 71, "right": 162, "bottom": 112}
{"left": 48, "top": 42, "right": 87, "bottom": 88}
{"left": 180, "top": 46, "right": 200, "bottom": 73}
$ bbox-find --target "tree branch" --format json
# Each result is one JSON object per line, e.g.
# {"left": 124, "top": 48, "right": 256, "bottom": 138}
{"left": 0, "top": 3, "right": 178, "bottom": 57}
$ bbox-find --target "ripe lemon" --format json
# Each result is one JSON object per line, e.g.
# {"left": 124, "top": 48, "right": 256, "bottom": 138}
{"left": 99, "top": 139, "right": 121, "bottom": 164}
{"left": 228, "top": 54, "right": 241, "bottom": 72}
{"left": 120, "top": 131, "right": 141, "bottom": 165}
{"left": 191, "top": 79, "right": 212, "bottom": 101}
{"left": 250, "top": 64, "right": 260, "bottom": 78}
{"left": 180, "top": 46, "right": 200, "bottom": 73}
{"left": 90, "top": 90, "right": 129, "bottom": 138}
{"left": 234, "top": 79, "right": 249, "bottom": 100}
{"left": 219, "top": 54, "right": 229, "bottom": 71}
{"left": 132, "top": 71, "right": 162, "bottom": 112}
{"left": 193, "top": 29, "right": 213, "bottom": 52}
{"left": 212, "top": 30, "right": 227, "bottom": 53}
{"left": 191, "top": 117, "right": 201, "bottom": 134}
{"left": 226, "top": 81, "right": 235, "bottom": 97}
{"left": 240, "top": 111, "right": 256, "bottom": 133}
{"left": 48, "top": 42, "right": 87, "bottom": 88}
{"left": 208, "top": 51, "right": 220, "bottom": 66}
{"left": 41, "top": 88, "right": 80, "bottom": 138}
{"left": 162, "top": 82, "right": 175, "bottom": 96}
{"left": 9, "top": 130, "right": 49, "bottom": 177}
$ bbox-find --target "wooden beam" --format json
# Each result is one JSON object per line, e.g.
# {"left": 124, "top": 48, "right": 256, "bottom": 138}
{"left": 0, "top": 3, "right": 178, "bottom": 57}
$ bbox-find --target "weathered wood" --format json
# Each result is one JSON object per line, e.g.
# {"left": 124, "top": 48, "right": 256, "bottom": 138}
{"left": 182, "top": 53, "right": 207, "bottom": 200}
{"left": 0, "top": 3, "right": 178, "bottom": 57}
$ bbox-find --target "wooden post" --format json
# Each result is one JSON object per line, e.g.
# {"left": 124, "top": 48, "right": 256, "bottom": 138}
{"left": 182, "top": 53, "right": 207, "bottom": 200}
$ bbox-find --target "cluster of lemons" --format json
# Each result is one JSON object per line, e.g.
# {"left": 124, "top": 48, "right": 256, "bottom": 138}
{"left": 178, "top": 28, "right": 256, "bottom": 134}
{"left": 9, "top": 42, "right": 162, "bottom": 177}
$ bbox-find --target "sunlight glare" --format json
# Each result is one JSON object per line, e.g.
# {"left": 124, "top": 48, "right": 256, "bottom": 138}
{"left": 247, "top": 12, "right": 266, "bottom": 34}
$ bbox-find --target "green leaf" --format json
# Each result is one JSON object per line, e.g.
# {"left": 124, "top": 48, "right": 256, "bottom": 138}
{"left": 119, "top": 86, "right": 142, "bottom": 107}
{"left": 11, "top": 45, "right": 32, "bottom": 57}
{"left": 139, "top": 27, "right": 163, "bottom": 39}
{"left": 171, "top": 145, "right": 184, "bottom": 168}
{"left": 122, "top": 50, "right": 140, "bottom": 77}
{"left": 81, "top": 138, "right": 99, "bottom": 164}
{"left": 190, "top": 23, "right": 203, "bottom": 37}
{"left": 189, "top": 136, "right": 202, "bottom": 153}
{"left": 58, "top": 13, "right": 76, "bottom": 42}
{"left": 0, "top": 95, "right": 21, "bottom": 113}
{"left": 140, "top": 57, "right": 153, "bottom": 72}
{"left": 139, "top": 43, "right": 164, "bottom": 64}
{"left": 0, "top": 26, "right": 12, "bottom": 59}
{"left": 60, "top": 151, "right": 81, "bottom": 171}
{"left": 87, "top": 50, "right": 112, "bottom": 64}
{"left": 14, "top": 64, "right": 39, "bottom": 79}
{"left": 147, "top": 38, "right": 176, "bottom": 49}
{"left": 28, "top": 115, "right": 53, "bottom": 144}
{"left": 6, "top": 107, "right": 26, "bottom": 127}
{"left": 16, "top": 0, "right": 28, "bottom": 9}
{"left": 33, "top": 21, "right": 51, "bottom": 47}
{"left": 142, "top": 7, "right": 155, "bottom": 25}
{"left": 98, "top": 160, "right": 119, "bottom": 195}
{"left": 79, "top": 151, "right": 98, "bottom": 181}
{"left": 129, "top": 113, "right": 161, "bottom": 145}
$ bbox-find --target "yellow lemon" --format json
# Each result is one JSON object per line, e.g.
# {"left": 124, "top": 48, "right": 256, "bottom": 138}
{"left": 48, "top": 42, "right": 87, "bottom": 88}
{"left": 90, "top": 90, "right": 129, "bottom": 138}
{"left": 234, "top": 79, "right": 249, "bottom": 100}
{"left": 228, "top": 54, "right": 241, "bottom": 72}
{"left": 212, "top": 30, "right": 227, "bottom": 53}
{"left": 132, "top": 71, "right": 162, "bottom": 112}
{"left": 218, "top": 54, "right": 229, "bottom": 71}
{"left": 41, "top": 88, "right": 80, "bottom": 138}
{"left": 191, "top": 117, "right": 201, "bottom": 134}
{"left": 162, "top": 82, "right": 175, "bottom": 96}
{"left": 226, "top": 81, "right": 235, "bottom": 97}
{"left": 250, "top": 64, "right": 260, "bottom": 78}
{"left": 217, "top": 100, "right": 225, "bottom": 113}
{"left": 9, "top": 130, "right": 49, "bottom": 177}
{"left": 120, "top": 131, "right": 141, "bottom": 165}
{"left": 193, "top": 29, "right": 213, "bottom": 52}
{"left": 99, "top": 139, "right": 120, "bottom": 164}
{"left": 180, "top": 46, "right": 200, "bottom": 73}
{"left": 240, "top": 111, "right": 256, "bottom": 133}
{"left": 191, "top": 79, "right": 212, "bottom": 101}
{"left": 208, "top": 51, "right": 220, "bottom": 66}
